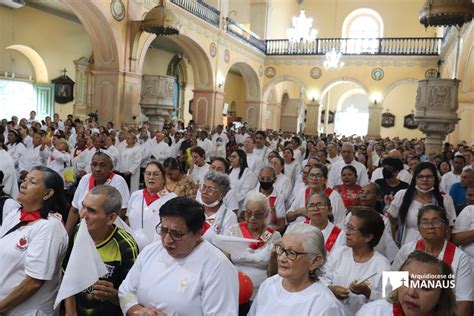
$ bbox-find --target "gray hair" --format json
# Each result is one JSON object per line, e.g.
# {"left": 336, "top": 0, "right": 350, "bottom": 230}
{"left": 342, "top": 142, "right": 354, "bottom": 152}
{"left": 285, "top": 223, "right": 327, "bottom": 266}
{"left": 259, "top": 166, "right": 276, "bottom": 179}
{"left": 88, "top": 185, "right": 122, "bottom": 215}
{"left": 204, "top": 171, "right": 231, "bottom": 194}
{"left": 244, "top": 192, "right": 270, "bottom": 214}
{"left": 462, "top": 168, "right": 474, "bottom": 176}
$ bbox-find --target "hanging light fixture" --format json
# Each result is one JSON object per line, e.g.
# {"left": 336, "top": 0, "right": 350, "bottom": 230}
{"left": 324, "top": 0, "right": 344, "bottom": 70}
{"left": 419, "top": 0, "right": 473, "bottom": 28}
{"left": 142, "top": 0, "right": 180, "bottom": 36}
{"left": 287, "top": 1, "right": 318, "bottom": 43}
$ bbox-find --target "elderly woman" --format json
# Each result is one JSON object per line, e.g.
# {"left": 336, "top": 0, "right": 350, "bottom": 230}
{"left": 249, "top": 223, "right": 345, "bottom": 315}
{"left": 224, "top": 192, "right": 281, "bottom": 298}
{"left": 200, "top": 171, "right": 237, "bottom": 241}
{"left": 118, "top": 197, "right": 238, "bottom": 315}
{"left": 322, "top": 208, "right": 391, "bottom": 314}
{"left": 392, "top": 205, "right": 473, "bottom": 316}
{"left": 228, "top": 149, "right": 257, "bottom": 210}
{"left": 163, "top": 157, "right": 197, "bottom": 199}
{"left": 388, "top": 162, "right": 456, "bottom": 246}
{"left": 127, "top": 161, "right": 177, "bottom": 247}
{"left": 305, "top": 192, "right": 345, "bottom": 253}
{"left": 357, "top": 251, "right": 456, "bottom": 316}
{"left": 0, "top": 166, "right": 69, "bottom": 315}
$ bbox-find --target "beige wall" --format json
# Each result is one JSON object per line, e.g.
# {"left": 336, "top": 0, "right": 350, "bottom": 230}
{"left": 224, "top": 71, "right": 246, "bottom": 118}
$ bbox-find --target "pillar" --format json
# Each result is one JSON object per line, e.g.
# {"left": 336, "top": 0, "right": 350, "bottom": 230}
{"left": 140, "top": 75, "right": 175, "bottom": 130}
{"left": 73, "top": 57, "right": 93, "bottom": 118}
{"left": 244, "top": 100, "right": 263, "bottom": 129}
{"left": 305, "top": 100, "right": 320, "bottom": 135}
{"left": 367, "top": 102, "right": 383, "bottom": 138}
{"left": 193, "top": 89, "right": 224, "bottom": 128}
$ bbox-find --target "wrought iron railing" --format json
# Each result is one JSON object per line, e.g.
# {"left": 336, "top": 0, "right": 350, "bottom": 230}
{"left": 266, "top": 37, "right": 442, "bottom": 56}
{"left": 225, "top": 18, "right": 267, "bottom": 53}
{"left": 169, "top": 0, "right": 220, "bottom": 27}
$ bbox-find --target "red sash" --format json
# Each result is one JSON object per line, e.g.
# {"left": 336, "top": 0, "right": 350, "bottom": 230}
{"left": 239, "top": 222, "right": 275, "bottom": 250}
{"left": 269, "top": 196, "right": 277, "bottom": 223}
{"left": 415, "top": 240, "right": 456, "bottom": 266}
{"left": 304, "top": 218, "right": 310, "bottom": 224}
{"left": 268, "top": 196, "right": 277, "bottom": 209}
{"left": 143, "top": 189, "right": 159, "bottom": 206}
{"left": 393, "top": 303, "right": 405, "bottom": 316}
{"left": 325, "top": 226, "right": 341, "bottom": 252}
{"left": 20, "top": 208, "right": 41, "bottom": 222}
{"left": 88, "top": 172, "right": 115, "bottom": 191}
{"left": 201, "top": 221, "right": 211, "bottom": 235}
{"left": 324, "top": 187, "right": 333, "bottom": 197}
{"left": 305, "top": 187, "right": 311, "bottom": 205}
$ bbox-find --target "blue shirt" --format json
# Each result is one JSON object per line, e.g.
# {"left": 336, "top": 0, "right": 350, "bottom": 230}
{"left": 449, "top": 182, "right": 467, "bottom": 214}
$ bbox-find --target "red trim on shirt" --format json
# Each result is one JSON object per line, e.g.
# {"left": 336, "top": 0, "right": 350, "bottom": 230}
{"left": 239, "top": 222, "right": 275, "bottom": 250}
{"left": 415, "top": 240, "right": 456, "bottom": 266}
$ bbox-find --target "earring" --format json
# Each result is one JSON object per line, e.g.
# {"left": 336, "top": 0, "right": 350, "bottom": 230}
{"left": 43, "top": 196, "right": 48, "bottom": 201}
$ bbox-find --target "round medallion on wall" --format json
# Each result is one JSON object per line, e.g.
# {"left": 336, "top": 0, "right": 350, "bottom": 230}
{"left": 111, "top": 0, "right": 126, "bottom": 21}
{"left": 425, "top": 68, "right": 438, "bottom": 79}
{"left": 209, "top": 42, "right": 216, "bottom": 58}
{"left": 265, "top": 66, "right": 276, "bottom": 78}
{"left": 371, "top": 68, "right": 384, "bottom": 81}
{"left": 224, "top": 49, "right": 230, "bottom": 63}
{"left": 309, "top": 67, "right": 322, "bottom": 79}
{"left": 259, "top": 65, "right": 264, "bottom": 77}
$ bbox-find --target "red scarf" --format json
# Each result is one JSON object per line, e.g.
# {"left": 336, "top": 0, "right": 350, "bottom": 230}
{"left": 340, "top": 184, "right": 361, "bottom": 208}
{"left": 88, "top": 172, "right": 115, "bottom": 191}
{"left": 143, "top": 189, "right": 159, "bottom": 206}
{"left": 393, "top": 303, "right": 405, "bottom": 316}
{"left": 239, "top": 222, "right": 275, "bottom": 250}
{"left": 20, "top": 208, "right": 42, "bottom": 222}
{"left": 415, "top": 240, "right": 456, "bottom": 266}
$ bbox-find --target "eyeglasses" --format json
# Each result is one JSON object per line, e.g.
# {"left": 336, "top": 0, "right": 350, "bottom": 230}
{"left": 345, "top": 224, "right": 361, "bottom": 233}
{"left": 301, "top": 171, "right": 309, "bottom": 177}
{"left": 308, "top": 173, "right": 323, "bottom": 179}
{"left": 274, "top": 244, "right": 307, "bottom": 261}
{"left": 419, "top": 219, "right": 445, "bottom": 228}
{"left": 416, "top": 175, "right": 435, "bottom": 180}
{"left": 156, "top": 222, "right": 189, "bottom": 241}
{"left": 200, "top": 184, "right": 221, "bottom": 195}
{"left": 144, "top": 171, "right": 162, "bottom": 177}
{"left": 245, "top": 211, "right": 265, "bottom": 220}
{"left": 307, "top": 202, "right": 327, "bottom": 209}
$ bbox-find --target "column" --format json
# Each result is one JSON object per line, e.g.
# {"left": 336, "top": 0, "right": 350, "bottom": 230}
{"left": 305, "top": 100, "right": 320, "bottom": 135}
{"left": 90, "top": 69, "right": 123, "bottom": 127}
{"left": 367, "top": 102, "right": 383, "bottom": 138}
{"left": 73, "top": 57, "right": 92, "bottom": 118}
{"left": 244, "top": 100, "right": 263, "bottom": 129}
{"left": 140, "top": 75, "right": 175, "bottom": 130}
{"left": 192, "top": 89, "right": 224, "bottom": 128}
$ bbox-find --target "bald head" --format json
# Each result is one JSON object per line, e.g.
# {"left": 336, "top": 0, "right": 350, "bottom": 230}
{"left": 388, "top": 149, "right": 402, "bottom": 159}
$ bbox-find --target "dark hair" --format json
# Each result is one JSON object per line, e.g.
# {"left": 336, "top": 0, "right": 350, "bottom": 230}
{"left": 351, "top": 208, "right": 384, "bottom": 248}
{"left": 255, "top": 130, "right": 266, "bottom": 139}
{"left": 417, "top": 204, "right": 449, "bottom": 226}
{"left": 309, "top": 163, "right": 328, "bottom": 178}
{"left": 270, "top": 155, "right": 285, "bottom": 174}
{"left": 31, "top": 166, "right": 68, "bottom": 219}
{"left": 163, "top": 157, "right": 183, "bottom": 173}
{"left": 7, "top": 128, "right": 23, "bottom": 145}
{"left": 0, "top": 134, "right": 7, "bottom": 150}
{"left": 210, "top": 156, "right": 230, "bottom": 173}
{"left": 159, "top": 197, "right": 205, "bottom": 234}
{"left": 283, "top": 147, "right": 295, "bottom": 162}
{"left": 382, "top": 157, "right": 404, "bottom": 172}
{"left": 436, "top": 160, "right": 451, "bottom": 174}
{"left": 229, "top": 149, "right": 248, "bottom": 179}
{"left": 145, "top": 160, "right": 167, "bottom": 187}
{"left": 305, "top": 140, "right": 316, "bottom": 159}
{"left": 341, "top": 165, "right": 358, "bottom": 177}
{"left": 399, "top": 162, "right": 444, "bottom": 225}
{"left": 190, "top": 146, "right": 206, "bottom": 158}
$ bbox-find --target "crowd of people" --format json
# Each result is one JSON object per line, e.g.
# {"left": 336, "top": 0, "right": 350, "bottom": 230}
{"left": 0, "top": 110, "right": 473, "bottom": 316}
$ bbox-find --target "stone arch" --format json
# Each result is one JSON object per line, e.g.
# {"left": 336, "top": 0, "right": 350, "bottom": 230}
{"left": 262, "top": 75, "right": 308, "bottom": 102}
{"left": 222, "top": 62, "right": 261, "bottom": 101}
{"left": 320, "top": 77, "right": 369, "bottom": 100}
{"left": 382, "top": 78, "right": 418, "bottom": 102}
{"left": 5, "top": 45, "right": 48, "bottom": 83}
{"left": 336, "top": 88, "right": 367, "bottom": 112}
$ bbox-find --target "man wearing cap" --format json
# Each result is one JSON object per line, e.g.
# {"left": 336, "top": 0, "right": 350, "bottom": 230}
{"left": 65, "top": 150, "right": 130, "bottom": 234}
{"left": 440, "top": 154, "right": 466, "bottom": 193}
{"left": 374, "top": 157, "right": 409, "bottom": 209}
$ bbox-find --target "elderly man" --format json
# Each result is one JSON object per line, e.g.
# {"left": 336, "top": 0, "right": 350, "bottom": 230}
{"left": 64, "top": 185, "right": 138, "bottom": 316}
{"left": 66, "top": 151, "right": 130, "bottom": 234}
{"left": 327, "top": 142, "right": 369, "bottom": 188}
{"left": 146, "top": 130, "right": 170, "bottom": 163}
{"left": 450, "top": 168, "right": 474, "bottom": 214}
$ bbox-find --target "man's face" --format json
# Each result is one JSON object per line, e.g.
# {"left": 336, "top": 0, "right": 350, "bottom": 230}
{"left": 452, "top": 157, "right": 465, "bottom": 173}
{"left": 341, "top": 145, "right": 354, "bottom": 163}
{"left": 80, "top": 192, "right": 116, "bottom": 237}
{"left": 90, "top": 155, "right": 113, "bottom": 182}
{"left": 30, "top": 111, "right": 36, "bottom": 119}
{"left": 243, "top": 138, "right": 254, "bottom": 153}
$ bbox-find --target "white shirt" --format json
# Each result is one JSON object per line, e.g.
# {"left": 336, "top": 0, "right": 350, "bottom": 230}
{"left": 126, "top": 190, "right": 177, "bottom": 244}
{"left": 356, "top": 299, "right": 393, "bottom": 316}
{"left": 249, "top": 185, "right": 286, "bottom": 220}
{"left": 317, "top": 221, "right": 346, "bottom": 253}
{"left": 371, "top": 167, "right": 412, "bottom": 185}
{"left": 284, "top": 160, "right": 300, "bottom": 188}
{"left": 202, "top": 203, "right": 238, "bottom": 242}
{"left": 7, "top": 142, "right": 26, "bottom": 178}
{"left": 327, "top": 160, "right": 369, "bottom": 188}
{"left": 118, "top": 240, "right": 238, "bottom": 315}
{"left": 188, "top": 163, "right": 209, "bottom": 186}
{"left": 18, "top": 145, "right": 48, "bottom": 172}
{"left": 0, "top": 210, "right": 68, "bottom": 316}
{"left": 197, "top": 138, "right": 213, "bottom": 161}
{"left": 453, "top": 205, "right": 474, "bottom": 267}
{"left": 0, "top": 150, "right": 18, "bottom": 199}
{"left": 236, "top": 132, "right": 249, "bottom": 145}
{"left": 228, "top": 167, "right": 258, "bottom": 208}
{"left": 328, "top": 155, "right": 343, "bottom": 166}
{"left": 275, "top": 173, "right": 292, "bottom": 204}
{"left": 147, "top": 138, "right": 171, "bottom": 163}
{"left": 322, "top": 246, "right": 391, "bottom": 314}
{"left": 387, "top": 189, "right": 456, "bottom": 245}
{"left": 0, "top": 199, "right": 21, "bottom": 228}
{"left": 104, "top": 145, "right": 120, "bottom": 168}
{"left": 392, "top": 239, "right": 473, "bottom": 301}
{"left": 118, "top": 145, "right": 142, "bottom": 193}
{"left": 249, "top": 275, "right": 346, "bottom": 316}
{"left": 72, "top": 173, "right": 130, "bottom": 210}
{"left": 212, "top": 132, "right": 229, "bottom": 146}
{"left": 246, "top": 152, "right": 265, "bottom": 175}
{"left": 254, "top": 146, "right": 271, "bottom": 163}
{"left": 23, "top": 135, "right": 33, "bottom": 149}
{"left": 46, "top": 149, "right": 71, "bottom": 180}
{"left": 440, "top": 171, "right": 462, "bottom": 193}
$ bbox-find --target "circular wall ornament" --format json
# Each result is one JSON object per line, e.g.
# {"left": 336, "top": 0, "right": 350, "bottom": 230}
{"left": 425, "top": 68, "right": 438, "bottom": 79}
{"left": 259, "top": 65, "right": 264, "bottom": 77}
{"left": 371, "top": 68, "right": 384, "bottom": 81}
{"left": 265, "top": 67, "right": 276, "bottom": 78}
{"left": 310, "top": 67, "right": 322, "bottom": 79}
{"left": 209, "top": 42, "right": 216, "bottom": 58}
{"left": 111, "top": 0, "right": 126, "bottom": 21}
{"left": 224, "top": 49, "right": 230, "bottom": 63}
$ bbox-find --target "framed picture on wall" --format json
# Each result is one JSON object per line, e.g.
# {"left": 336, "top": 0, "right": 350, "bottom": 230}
{"left": 404, "top": 114, "right": 418, "bottom": 129}
{"left": 320, "top": 110, "right": 335, "bottom": 124}
{"left": 52, "top": 73, "right": 75, "bottom": 104}
{"left": 381, "top": 112, "right": 395, "bottom": 128}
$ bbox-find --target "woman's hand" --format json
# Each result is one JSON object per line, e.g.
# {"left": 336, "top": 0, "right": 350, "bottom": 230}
{"left": 128, "top": 305, "right": 167, "bottom": 316}
{"left": 349, "top": 281, "right": 371, "bottom": 299}
{"left": 328, "top": 285, "right": 350, "bottom": 299}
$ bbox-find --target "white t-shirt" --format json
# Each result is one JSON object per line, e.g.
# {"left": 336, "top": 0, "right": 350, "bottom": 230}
{"left": 126, "top": 189, "right": 177, "bottom": 243}
{"left": 249, "top": 275, "right": 346, "bottom": 316}
{"left": 440, "top": 171, "right": 462, "bottom": 194}
{"left": 18, "top": 145, "right": 48, "bottom": 172}
{"left": 246, "top": 152, "right": 265, "bottom": 175}
{"left": 202, "top": 203, "right": 237, "bottom": 242}
{"left": 355, "top": 299, "right": 393, "bottom": 316}
{"left": 0, "top": 150, "right": 19, "bottom": 199}
{"left": 71, "top": 173, "right": 130, "bottom": 210}
{"left": 118, "top": 240, "right": 238, "bottom": 315}
{"left": 371, "top": 167, "right": 412, "bottom": 185}
{"left": 453, "top": 205, "right": 474, "bottom": 267}
{"left": 392, "top": 239, "right": 473, "bottom": 302}
{"left": 188, "top": 163, "right": 209, "bottom": 187}
{"left": 387, "top": 189, "right": 456, "bottom": 245}
{"left": 327, "top": 160, "right": 369, "bottom": 188}
{"left": 321, "top": 246, "right": 391, "bottom": 314}
{"left": 1, "top": 198, "right": 21, "bottom": 227}
{"left": 275, "top": 173, "right": 292, "bottom": 204}
{"left": 249, "top": 185, "right": 286, "bottom": 220}
{"left": 0, "top": 210, "right": 68, "bottom": 316}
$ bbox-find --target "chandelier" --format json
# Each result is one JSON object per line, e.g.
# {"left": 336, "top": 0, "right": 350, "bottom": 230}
{"left": 324, "top": 48, "right": 344, "bottom": 70}
{"left": 287, "top": 10, "right": 318, "bottom": 42}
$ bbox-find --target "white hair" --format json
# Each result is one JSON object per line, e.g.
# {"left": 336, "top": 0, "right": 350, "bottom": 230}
{"left": 244, "top": 191, "right": 271, "bottom": 223}
{"left": 285, "top": 223, "right": 327, "bottom": 265}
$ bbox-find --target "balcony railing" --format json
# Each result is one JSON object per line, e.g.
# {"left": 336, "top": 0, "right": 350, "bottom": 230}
{"left": 266, "top": 37, "right": 442, "bottom": 56}
{"left": 225, "top": 18, "right": 267, "bottom": 53}
{"left": 169, "top": 0, "right": 220, "bottom": 27}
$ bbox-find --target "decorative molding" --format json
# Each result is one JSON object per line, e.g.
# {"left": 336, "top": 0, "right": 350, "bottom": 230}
{"left": 265, "top": 56, "right": 438, "bottom": 67}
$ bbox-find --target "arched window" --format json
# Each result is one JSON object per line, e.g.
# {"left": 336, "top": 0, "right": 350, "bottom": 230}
{"left": 342, "top": 9, "right": 383, "bottom": 54}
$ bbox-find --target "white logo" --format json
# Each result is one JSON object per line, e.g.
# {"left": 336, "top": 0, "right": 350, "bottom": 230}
{"left": 382, "top": 270, "right": 455, "bottom": 297}
{"left": 382, "top": 271, "right": 409, "bottom": 298}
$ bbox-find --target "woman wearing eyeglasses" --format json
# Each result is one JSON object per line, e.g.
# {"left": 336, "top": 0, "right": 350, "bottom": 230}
{"left": 248, "top": 223, "right": 345, "bottom": 316}
{"left": 224, "top": 192, "right": 281, "bottom": 300}
{"left": 305, "top": 192, "right": 345, "bottom": 254}
{"left": 200, "top": 171, "right": 237, "bottom": 241}
{"left": 119, "top": 197, "right": 239, "bottom": 316}
{"left": 387, "top": 162, "right": 456, "bottom": 246}
{"left": 126, "top": 161, "right": 177, "bottom": 247}
{"left": 392, "top": 205, "right": 473, "bottom": 316}
{"left": 322, "top": 208, "right": 390, "bottom": 314}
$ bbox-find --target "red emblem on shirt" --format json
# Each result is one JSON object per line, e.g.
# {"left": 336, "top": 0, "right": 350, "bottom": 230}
{"left": 16, "top": 236, "right": 29, "bottom": 251}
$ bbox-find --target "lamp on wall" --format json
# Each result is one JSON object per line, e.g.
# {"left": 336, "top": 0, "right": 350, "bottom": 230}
{"left": 142, "top": 0, "right": 180, "bottom": 36}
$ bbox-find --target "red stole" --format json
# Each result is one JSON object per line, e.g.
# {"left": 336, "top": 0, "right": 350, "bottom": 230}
{"left": 303, "top": 219, "right": 341, "bottom": 252}
{"left": 415, "top": 240, "right": 456, "bottom": 266}
{"left": 201, "top": 221, "right": 211, "bottom": 235}
{"left": 239, "top": 222, "right": 275, "bottom": 250}
{"left": 20, "top": 208, "right": 41, "bottom": 222}
{"left": 393, "top": 303, "right": 405, "bottom": 316}
{"left": 143, "top": 189, "right": 159, "bottom": 206}
{"left": 88, "top": 172, "right": 115, "bottom": 191}
{"left": 268, "top": 196, "right": 277, "bottom": 223}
